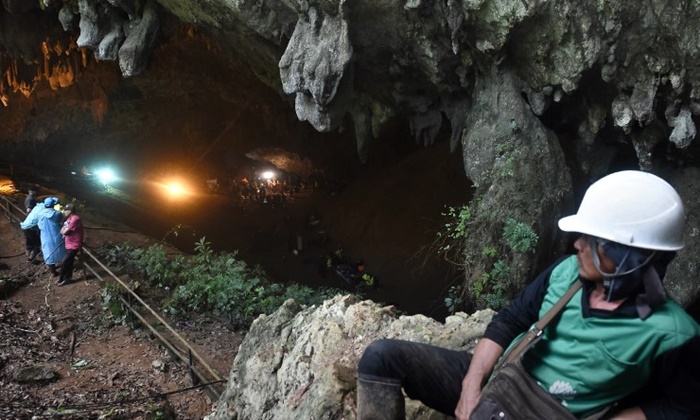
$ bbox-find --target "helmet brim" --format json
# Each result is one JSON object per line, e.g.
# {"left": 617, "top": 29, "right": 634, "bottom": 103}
{"left": 558, "top": 214, "right": 684, "bottom": 251}
{"left": 558, "top": 215, "right": 599, "bottom": 237}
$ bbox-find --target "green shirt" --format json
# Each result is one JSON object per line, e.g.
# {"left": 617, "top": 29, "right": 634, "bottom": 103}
{"left": 519, "top": 256, "right": 700, "bottom": 415}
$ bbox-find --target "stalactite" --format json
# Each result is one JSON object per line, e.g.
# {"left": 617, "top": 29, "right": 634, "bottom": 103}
{"left": 0, "top": 53, "right": 6, "bottom": 107}
{"left": 0, "top": 70, "right": 7, "bottom": 107}
{"left": 42, "top": 40, "right": 51, "bottom": 81}
{"left": 57, "top": 62, "right": 75, "bottom": 88}
{"left": 0, "top": 37, "right": 90, "bottom": 105}
{"left": 86, "top": 82, "right": 108, "bottom": 126}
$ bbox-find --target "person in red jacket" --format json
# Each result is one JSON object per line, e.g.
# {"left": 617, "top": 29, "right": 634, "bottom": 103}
{"left": 58, "top": 203, "right": 84, "bottom": 286}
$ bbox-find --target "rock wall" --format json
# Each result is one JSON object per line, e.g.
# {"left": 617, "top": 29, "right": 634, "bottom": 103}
{"left": 206, "top": 295, "right": 495, "bottom": 419}
{"left": 15, "top": 1, "right": 697, "bottom": 158}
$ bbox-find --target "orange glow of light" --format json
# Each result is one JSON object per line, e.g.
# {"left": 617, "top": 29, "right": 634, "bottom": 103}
{"left": 0, "top": 179, "right": 16, "bottom": 193}
{"left": 157, "top": 178, "right": 194, "bottom": 200}
{"left": 167, "top": 182, "right": 186, "bottom": 196}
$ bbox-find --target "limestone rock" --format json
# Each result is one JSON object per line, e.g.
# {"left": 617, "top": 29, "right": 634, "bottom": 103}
{"left": 665, "top": 168, "right": 700, "bottom": 308}
{"left": 279, "top": 3, "right": 353, "bottom": 132}
{"left": 206, "top": 295, "right": 495, "bottom": 419}
{"left": 118, "top": 0, "right": 160, "bottom": 77}
{"left": 12, "top": 364, "right": 60, "bottom": 383}
{"left": 669, "top": 107, "right": 696, "bottom": 149}
{"left": 460, "top": 66, "right": 572, "bottom": 302}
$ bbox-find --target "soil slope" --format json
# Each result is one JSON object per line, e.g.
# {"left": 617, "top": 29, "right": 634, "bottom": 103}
{"left": 0, "top": 179, "right": 239, "bottom": 419}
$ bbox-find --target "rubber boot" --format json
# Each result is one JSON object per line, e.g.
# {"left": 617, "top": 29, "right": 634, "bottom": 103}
{"left": 48, "top": 264, "right": 59, "bottom": 277}
{"left": 356, "top": 373, "right": 405, "bottom": 420}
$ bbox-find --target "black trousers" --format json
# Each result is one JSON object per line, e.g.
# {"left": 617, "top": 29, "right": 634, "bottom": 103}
{"left": 357, "top": 339, "right": 472, "bottom": 416}
{"left": 60, "top": 248, "right": 80, "bottom": 282}
{"left": 24, "top": 227, "right": 40, "bottom": 252}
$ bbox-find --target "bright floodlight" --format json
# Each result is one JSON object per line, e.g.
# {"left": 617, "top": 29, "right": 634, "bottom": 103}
{"left": 95, "top": 168, "right": 117, "bottom": 185}
{"left": 261, "top": 171, "right": 275, "bottom": 180}
{"left": 166, "top": 182, "right": 186, "bottom": 197}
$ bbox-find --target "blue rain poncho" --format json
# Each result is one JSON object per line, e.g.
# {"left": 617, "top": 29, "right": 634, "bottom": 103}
{"left": 20, "top": 204, "right": 66, "bottom": 264}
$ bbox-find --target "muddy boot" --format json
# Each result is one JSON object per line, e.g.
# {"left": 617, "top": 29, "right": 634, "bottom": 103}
{"left": 356, "top": 374, "right": 405, "bottom": 420}
{"left": 48, "top": 264, "right": 59, "bottom": 277}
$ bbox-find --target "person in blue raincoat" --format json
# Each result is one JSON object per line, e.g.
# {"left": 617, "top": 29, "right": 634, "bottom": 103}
{"left": 20, "top": 197, "right": 66, "bottom": 276}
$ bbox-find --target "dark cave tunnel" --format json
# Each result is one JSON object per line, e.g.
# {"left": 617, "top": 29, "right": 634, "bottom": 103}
{"left": 2, "top": 7, "right": 699, "bottom": 322}
{"left": 0, "top": 16, "right": 472, "bottom": 321}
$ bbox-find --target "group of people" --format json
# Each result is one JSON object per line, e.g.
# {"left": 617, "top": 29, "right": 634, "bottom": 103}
{"left": 357, "top": 171, "right": 700, "bottom": 419}
{"left": 20, "top": 187, "right": 84, "bottom": 286}
{"left": 320, "top": 248, "right": 378, "bottom": 289}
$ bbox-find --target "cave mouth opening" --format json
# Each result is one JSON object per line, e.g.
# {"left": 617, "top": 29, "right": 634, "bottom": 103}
{"left": 536, "top": 66, "right": 650, "bottom": 201}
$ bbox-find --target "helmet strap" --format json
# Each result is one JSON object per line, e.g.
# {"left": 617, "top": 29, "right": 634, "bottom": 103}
{"left": 587, "top": 236, "right": 658, "bottom": 303}
{"left": 588, "top": 236, "right": 656, "bottom": 279}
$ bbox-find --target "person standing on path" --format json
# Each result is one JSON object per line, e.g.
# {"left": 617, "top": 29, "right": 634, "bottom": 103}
{"left": 24, "top": 186, "right": 37, "bottom": 213}
{"left": 22, "top": 187, "right": 41, "bottom": 260}
{"left": 20, "top": 197, "right": 66, "bottom": 276}
{"left": 58, "top": 203, "right": 83, "bottom": 286}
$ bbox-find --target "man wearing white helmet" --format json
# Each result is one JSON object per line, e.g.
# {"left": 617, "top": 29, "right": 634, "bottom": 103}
{"left": 356, "top": 170, "right": 700, "bottom": 419}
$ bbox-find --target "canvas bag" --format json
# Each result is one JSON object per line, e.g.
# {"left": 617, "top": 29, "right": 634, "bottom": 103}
{"left": 470, "top": 280, "right": 609, "bottom": 420}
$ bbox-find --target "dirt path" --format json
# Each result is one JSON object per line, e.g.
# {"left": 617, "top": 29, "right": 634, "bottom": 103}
{"left": 0, "top": 180, "right": 240, "bottom": 419}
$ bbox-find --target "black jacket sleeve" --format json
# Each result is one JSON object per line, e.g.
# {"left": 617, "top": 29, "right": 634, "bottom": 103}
{"left": 481, "top": 256, "right": 569, "bottom": 349}
{"left": 620, "top": 336, "right": 700, "bottom": 419}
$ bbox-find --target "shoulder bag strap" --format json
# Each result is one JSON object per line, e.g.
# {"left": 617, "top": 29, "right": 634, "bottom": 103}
{"left": 495, "top": 279, "right": 583, "bottom": 370}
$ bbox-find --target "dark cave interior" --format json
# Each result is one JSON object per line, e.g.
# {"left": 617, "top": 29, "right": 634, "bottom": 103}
{"left": 3, "top": 7, "right": 699, "bottom": 321}
{"left": 1, "top": 15, "right": 474, "bottom": 319}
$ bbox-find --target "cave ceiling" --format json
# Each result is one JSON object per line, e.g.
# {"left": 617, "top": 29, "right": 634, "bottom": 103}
{"left": 0, "top": 0, "right": 698, "bottom": 173}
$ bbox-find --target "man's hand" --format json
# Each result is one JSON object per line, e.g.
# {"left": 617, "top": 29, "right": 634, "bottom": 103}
{"left": 455, "top": 381, "right": 482, "bottom": 420}
{"left": 608, "top": 407, "right": 647, "bottom": 419}
{"left": 454, "top": 338, "right": 504, "bottom": 420}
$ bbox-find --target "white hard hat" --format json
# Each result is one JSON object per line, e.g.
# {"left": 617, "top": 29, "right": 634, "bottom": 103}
{"left": 558, "top": 170, "right": 685, "bottom": 251}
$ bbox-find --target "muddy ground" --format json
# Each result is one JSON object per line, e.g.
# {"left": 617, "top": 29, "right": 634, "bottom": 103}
{"left": 0, "top": 178, "right": 240, "bottom": 419}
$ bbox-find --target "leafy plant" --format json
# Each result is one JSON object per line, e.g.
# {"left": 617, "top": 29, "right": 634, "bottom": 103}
{"left": 434, "top": 203, "right": 541, "bottom": 313}
{"left": 100, "top": 283, "right": 131, "bottom": 325}
{"left": 502, "top": 218, "right": 538, "bottom": 253}
{"left": 435, "top": 204, "right": 473, "bottom": 263}
{"left": 99, "top": 239, "right": 346, "bottom": 329}
{"left": 472, "top": 259, "right": 511, "bottom": 308}
{"left": 193, "top": 237, "right": 213, "bottom": 264}
{"left": 481, "top": 246, "right": 497, "bottom": 257}
{"left": 443, "top": 205, "right": 472, "bottom": 240}
{"left": 443, "top": 285, "right": 464, "bottom": 315}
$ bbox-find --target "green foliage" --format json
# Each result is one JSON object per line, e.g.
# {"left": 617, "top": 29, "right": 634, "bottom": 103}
{"left": 481, "top": 246, "right": 497, "bottom": 257}
{"left": 497, "top": 155, "right": 516, "bottom": 178}
{"left": 502, "top": 217, "right": 538, "bottom": 253}
{"left": 128, "top": 246, "right": 184, "bottom": 288}
{"left": 100, "top": 282, "right": 130, "bottom": 325}
{"left": 99, "top": 239, "right": 345, "bottom": 328}
{"left": 435, "top": 204, "right": 472, "bottom": 260}
{"left": 443, "top": 205, "right": 472, "bottom": 240}
{"left": 443, "top": 285, "right": 464, "bottom": 315}
{"left": 193, "top": 236, "right": 214, "bottom": 264}
{"left": 435, "top": 204, "right": 541, "bottom": 312}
